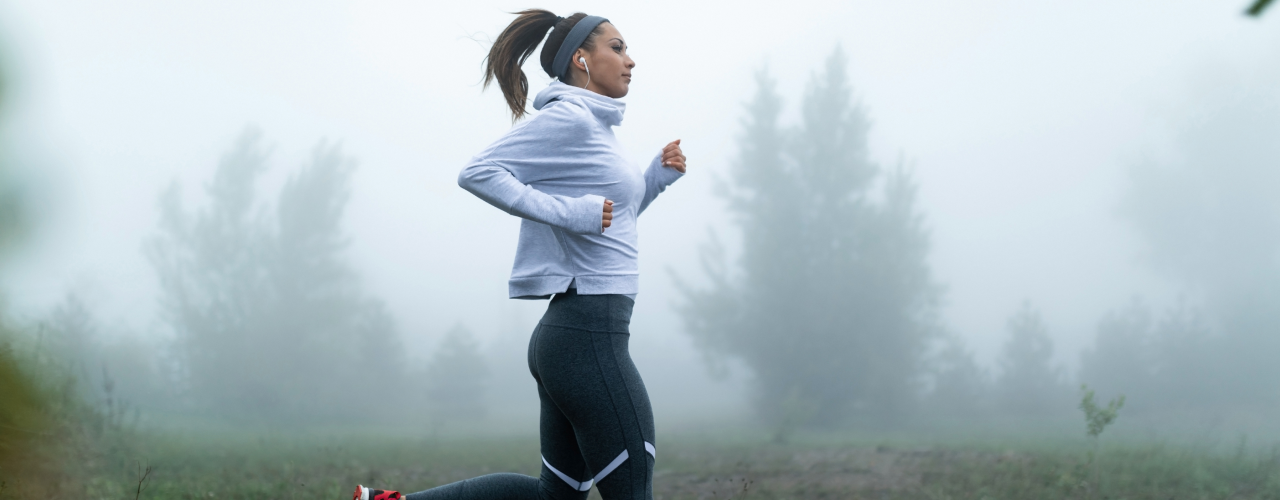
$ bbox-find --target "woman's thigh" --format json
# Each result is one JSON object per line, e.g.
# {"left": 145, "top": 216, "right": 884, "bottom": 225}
{"left": 530, "top": 324, "right": 654, "bottom": 500}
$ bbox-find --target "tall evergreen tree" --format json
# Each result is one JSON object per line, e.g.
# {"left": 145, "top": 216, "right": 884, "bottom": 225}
{"left": 924, "top": 334, "right": 990, "bottom": 419}
{"left": 147, "top": 128, "right": 403, "bottom": 422}
{"left": 1122, "top": 93, "right": 1280, "bottom": 412}
{"left": 148, "top": 130, "right": 273, "bottom": 412}
{"left": 425, "top": 324, "right": 489, "bottom": 428}
{"left": 1146, "top": 302, "right": 1221, "bottom": 411}
{"left": 1079, "top": 299, "right": 1154, "bottom": 411}
{"left": 677, "top": 48, "right": 939, "bottom": 427}
{"left": 995, "top": 302, "right": 1067, "bottom": 417}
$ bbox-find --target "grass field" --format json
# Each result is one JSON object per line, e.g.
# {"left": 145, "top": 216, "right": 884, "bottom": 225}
{"left": 66, "top": 428, "right": 1280, "bottom": 500}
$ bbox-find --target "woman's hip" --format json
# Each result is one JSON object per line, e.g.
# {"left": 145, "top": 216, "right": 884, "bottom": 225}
{"left": 538, "top": 288, "right": 634, "bottom": 334}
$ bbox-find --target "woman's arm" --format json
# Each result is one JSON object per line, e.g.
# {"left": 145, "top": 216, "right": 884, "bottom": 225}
{"left": 459, "top": 159, "right": 609, "bottom": 234}
{"left": 637, "top": 139, "right": 687, "bottom": 216}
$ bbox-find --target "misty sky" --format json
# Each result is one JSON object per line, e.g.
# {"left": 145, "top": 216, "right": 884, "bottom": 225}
{"left": 1, "top": 0, "right": 1278, "bottom": 406}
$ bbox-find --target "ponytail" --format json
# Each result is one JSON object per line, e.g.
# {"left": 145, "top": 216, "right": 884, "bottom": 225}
{"left": 483, "top": 10, "right": 605, "bottom": 121}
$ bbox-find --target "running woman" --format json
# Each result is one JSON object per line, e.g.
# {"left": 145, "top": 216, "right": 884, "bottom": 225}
{"left": 353, "top": 9, "right": 686, "bottom": 500}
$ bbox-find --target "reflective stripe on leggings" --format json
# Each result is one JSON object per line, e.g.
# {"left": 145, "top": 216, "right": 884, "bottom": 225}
{"left": 543, "top": 443, "right": 653, "bottom": 492}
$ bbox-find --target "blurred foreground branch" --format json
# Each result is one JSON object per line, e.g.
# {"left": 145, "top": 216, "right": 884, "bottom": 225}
{"left": 1246, "top": 0, "right": 1274, "bottom": 16}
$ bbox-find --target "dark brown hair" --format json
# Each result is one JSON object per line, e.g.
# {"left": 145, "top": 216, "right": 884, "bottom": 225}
{"left": 483, "top": 10, "right": 607, "bottom": 121}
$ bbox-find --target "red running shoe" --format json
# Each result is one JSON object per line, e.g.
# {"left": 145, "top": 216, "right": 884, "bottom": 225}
{"left": 353, "top": 485, "right": 401, "bottom": 500}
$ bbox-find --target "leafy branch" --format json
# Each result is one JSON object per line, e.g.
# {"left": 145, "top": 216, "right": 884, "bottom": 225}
{"left": 1246, "top": 0, "right": 1274, "bottom": 16}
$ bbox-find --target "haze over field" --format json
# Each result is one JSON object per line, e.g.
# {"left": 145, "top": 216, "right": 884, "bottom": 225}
{"left": 1, "top": 0, "right": 1278, "bottom": 433}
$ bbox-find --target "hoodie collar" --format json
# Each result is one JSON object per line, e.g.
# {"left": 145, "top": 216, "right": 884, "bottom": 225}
{"left": 532, "top": 81, "right": 626, "bottom": 127}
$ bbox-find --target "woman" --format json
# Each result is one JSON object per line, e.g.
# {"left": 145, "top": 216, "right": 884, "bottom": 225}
{"left": 353, "top": 9, "right": 686, "bottom": 500}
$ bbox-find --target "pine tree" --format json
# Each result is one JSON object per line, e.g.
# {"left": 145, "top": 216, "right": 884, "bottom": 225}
{"left": 148, "top": 129, "right": 273, "bottom": 413}
{"left": 995, "top": 302, "right": 1067, "bottom": 417}
{"left": 1079, "top": 299, "right": 1154, "bottom": 412}
{"left": 925, "top": 334, "right": 989, "bottom": 419}
{"left": 1122, "top": 93, "right": 1280, "bottom": 413}
{"left": 677, "top": 48, "right": 939, "bottom": 428}
{"left": 425, "top": 324, "right": 489, "bottom": 428}
{"left": 1147, "top": 302, "right": 1219, "bottom": 411}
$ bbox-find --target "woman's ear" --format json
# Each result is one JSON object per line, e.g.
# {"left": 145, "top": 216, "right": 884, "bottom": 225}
{"left": 573, "top": 48, "right": 589, "bottom": 70}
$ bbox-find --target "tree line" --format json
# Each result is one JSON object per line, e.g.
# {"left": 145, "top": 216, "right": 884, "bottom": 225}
{"left": 677, "top": 46, "right": 1280, "bottom": 433}
{"left": 32, "top": 129, "right": 489, "bottom": 426}
{"left": 20, "top": 45, "right": 1280, "bottom": 432}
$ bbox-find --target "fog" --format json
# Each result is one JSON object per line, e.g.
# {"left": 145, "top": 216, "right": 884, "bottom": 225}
{"left": 1, "top": 0, "right": 1278, "bottom": 434}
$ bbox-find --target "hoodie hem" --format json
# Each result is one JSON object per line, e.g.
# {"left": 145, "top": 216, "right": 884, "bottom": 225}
{"left": 509, "top": 274, "right": 639, "bottom": 299}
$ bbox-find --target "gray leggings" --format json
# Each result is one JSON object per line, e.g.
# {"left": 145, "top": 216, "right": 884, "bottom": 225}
{"left": 405, "top": 290, "right": 656, "bottom": 500}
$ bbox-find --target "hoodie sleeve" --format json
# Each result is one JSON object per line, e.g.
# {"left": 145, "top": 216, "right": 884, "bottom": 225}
{"left": 637, "top": 151, "right": 685, "bottom": 216}
{"left": 458, "top": 158, "right": 606, "bottom": 235}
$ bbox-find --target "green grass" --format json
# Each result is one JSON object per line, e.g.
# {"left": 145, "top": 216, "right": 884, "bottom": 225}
{"left": 64, "top": 429, "right": 1280, "bottom": 500}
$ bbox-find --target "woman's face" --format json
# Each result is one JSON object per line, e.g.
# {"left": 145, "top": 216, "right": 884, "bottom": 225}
{"left": 576, "top": 22, "right": 634, "bottom": 98}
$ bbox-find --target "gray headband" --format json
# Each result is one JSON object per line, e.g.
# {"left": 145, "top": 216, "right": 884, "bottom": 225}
{"left": 551, "top": 15, "right": 608, "bottom": 80}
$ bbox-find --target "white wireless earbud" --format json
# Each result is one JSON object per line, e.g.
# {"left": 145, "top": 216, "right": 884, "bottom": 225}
{"left": 579, "top": 56, "right": 592, "bottom": 88}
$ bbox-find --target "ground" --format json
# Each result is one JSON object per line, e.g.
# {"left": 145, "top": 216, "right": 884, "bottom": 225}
{"left": 61, "top": 429, "right": 1280, "bottom": 500}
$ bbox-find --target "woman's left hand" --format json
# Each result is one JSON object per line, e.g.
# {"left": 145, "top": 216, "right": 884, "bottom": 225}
{"left": 662, "top": 139, "right": 686, "bottom": 173}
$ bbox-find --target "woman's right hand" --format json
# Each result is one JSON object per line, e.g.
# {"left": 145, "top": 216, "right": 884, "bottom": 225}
{"left": 602, "top": 199, "right": 614, "bottom": 232}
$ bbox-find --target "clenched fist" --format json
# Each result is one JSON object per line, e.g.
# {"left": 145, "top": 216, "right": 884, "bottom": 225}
{"left": 601, "top": 199, "right": 614, "bottom": 232}
{"left": 662, "top": 139, "right": 686, "bottom": 173}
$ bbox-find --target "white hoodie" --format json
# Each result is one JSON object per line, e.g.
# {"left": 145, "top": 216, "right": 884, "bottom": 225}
{"left": 458, "top": 81, "right": 684, "bottom": 299}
